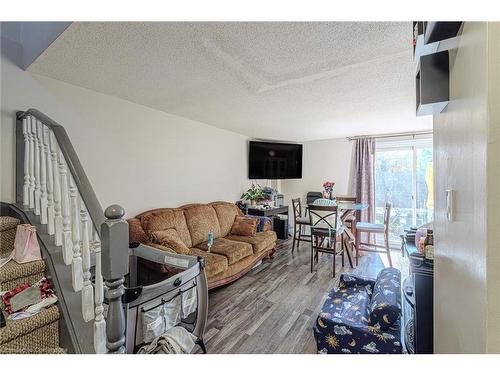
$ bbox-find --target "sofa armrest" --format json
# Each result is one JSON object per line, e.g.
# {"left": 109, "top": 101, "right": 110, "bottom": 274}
{"left": 128, "top": 218, "right": 148, "bottom": 243}
{"left": 339, "top": 273, "right": 376, "bottom": 289}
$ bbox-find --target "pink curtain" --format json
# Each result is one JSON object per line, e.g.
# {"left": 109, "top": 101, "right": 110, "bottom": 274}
{"left": 353, "top": 138, "right": 375, "bottom": 227}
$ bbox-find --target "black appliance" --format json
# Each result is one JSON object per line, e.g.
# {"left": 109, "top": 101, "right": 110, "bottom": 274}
{"left": 401, "top": 232, "right": 434, "bottom": 354}
{"left": 248, "top": 141, "right": 303, "bottom": 179}
{"left": 273, "top": 216, "right": 289, "bottom": 240}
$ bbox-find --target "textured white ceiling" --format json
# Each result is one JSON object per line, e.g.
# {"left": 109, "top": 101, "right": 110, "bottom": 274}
{"left": 28, "top": 22, "right": 432, "bottom": 141}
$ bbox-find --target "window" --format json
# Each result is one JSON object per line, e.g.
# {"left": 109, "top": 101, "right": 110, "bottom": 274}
{"left": 375, "top": 136, "right": 433, "bottom": 244}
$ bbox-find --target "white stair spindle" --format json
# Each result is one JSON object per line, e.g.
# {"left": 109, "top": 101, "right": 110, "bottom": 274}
{"left": 51, "top": 132, "right": 63, "bottom": 245}
{"left": 80, "top": 199, "right": 94, "bottom": 321}
{"left": 69, "top": 176, "right": 83, "bottom": 292}
{"left": 93, "top": 233, "right": 107, "bottom": 353}
{"left": 38, "top": 122, "right": 48, "bottom": 224}
{"left": 22, "top": 118, "right": 30, "bottom": 206}
{"left": 28, "top": 116, "right": 35, "bottom": 209}
{"left": 59, "top": 151, "right": 72, "bottom": 265}
{"left": 44, "top": 126, "right": 55, "bottom": 235}
{"left": 33, "top": 119, "right": 41, "bottom": 215}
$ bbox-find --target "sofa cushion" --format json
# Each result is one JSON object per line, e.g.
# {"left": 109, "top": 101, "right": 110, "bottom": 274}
{"left": 195, "top": 238, "right": 253, "bottom": 265}
{"left": 212, "top": 202, "right": 240, "bottom": 237}
{"left": 369, "top": 268, "right": 401, "bottom": 330}
{"left": 188, "top": 248, "right": 228, "bottom": 278}
{"left": 225, "top": 231, "right": 277, "bottom": 254}
{"left": 230, "top": 216, "right": 258, "bottom": 237}
{"left": 150, "top": 229, "right": 191, "bottom": 255}
{"left": 141, "top": 209, "right": 192, "bottom": 248}
{"left": 183, "top": 205, "right": 221, "bottom": 246}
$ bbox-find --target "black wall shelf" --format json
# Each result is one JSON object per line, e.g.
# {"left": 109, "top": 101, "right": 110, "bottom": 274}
{"left": 416, "top": 50, "right": 450, "bottom": 116}
{"left": 424, "top": 22, "right": 463, "bottom": 44}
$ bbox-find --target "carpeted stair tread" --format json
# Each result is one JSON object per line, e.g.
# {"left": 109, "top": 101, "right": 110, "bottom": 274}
{"left": 0, "top": 346, "right": 67, "bottom": 354}
{"left": 0, "top": 216, "right": 19, "bottom": 232}
{"left": 0, "top": 305, "right": 60, "bottom": 345}
{"left": 0, "top": 216, "right": 20, "bottom": 257}
{"left": 0, "top": 259, "right": 46, "bottom": 291}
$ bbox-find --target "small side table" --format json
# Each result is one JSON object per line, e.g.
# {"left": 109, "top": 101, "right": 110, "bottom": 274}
{"left": 246, "top": 206, "right": 289, "bottom": 240}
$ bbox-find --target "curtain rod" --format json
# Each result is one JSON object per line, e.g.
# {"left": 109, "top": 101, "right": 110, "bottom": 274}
{"left": 347, "top": 130, "right": 433, "bottom": 141}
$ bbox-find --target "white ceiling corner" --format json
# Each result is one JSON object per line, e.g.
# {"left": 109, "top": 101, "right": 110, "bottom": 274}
{"left": 28, "top": 22, "right": 432, "bottom": 141}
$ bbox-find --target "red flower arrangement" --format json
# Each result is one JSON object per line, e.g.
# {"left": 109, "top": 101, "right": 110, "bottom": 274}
{"left": 323, "top": 181, "right": 335, "bottom": 200}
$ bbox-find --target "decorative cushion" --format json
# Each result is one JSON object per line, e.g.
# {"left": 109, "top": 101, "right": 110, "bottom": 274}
{"left": 245, "top": 215, "right": 273, "bottom": 232}
{"left": 141, "top": 209, "right": 193, "bottom": 248}
{"left": 150, "top": 229, "right": 191, "bottom": 255}
{"left": 212, "top": 202, "right": 240, "bottom": 237}
{"left": 225, "top": 231, "right": 277, "bottom": 254}
{"left": 195, "top": 238, "right": 253, "bottom": 265}
{"left": 369, "top": 268, "right": 401, "bottom": 330}
{"left": 230, "top": 217, "right": 258, "bottom": 237}
{"left": 188, "top": 248, "right": 228, "bottom": 278}
{"left": 183, "top": 205, "right": 222, "bottom": 247}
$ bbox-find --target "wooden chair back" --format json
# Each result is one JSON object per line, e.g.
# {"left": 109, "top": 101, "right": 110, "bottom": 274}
{"left": 308, "top": 204, "right": 339, "bottom": 236}
{"left": 306, "top": 192, "right": 323, "bottom": 204}
{"left": 292, "top": 198, "right": 302, "bottom": 220}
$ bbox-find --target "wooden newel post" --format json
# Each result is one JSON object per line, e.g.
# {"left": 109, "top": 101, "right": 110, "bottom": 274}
{"left": 101, "top": 204, "right": 129, "bottom": 354}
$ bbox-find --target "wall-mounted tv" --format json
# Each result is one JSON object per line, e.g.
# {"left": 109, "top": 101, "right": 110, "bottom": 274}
{"left": 249, "top": 141, "right": 303, "bottom": 179}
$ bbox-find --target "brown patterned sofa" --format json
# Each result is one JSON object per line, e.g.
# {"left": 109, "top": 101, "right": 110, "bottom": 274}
{"left": 128, "top": 201, "right": 277, "bottom": 289}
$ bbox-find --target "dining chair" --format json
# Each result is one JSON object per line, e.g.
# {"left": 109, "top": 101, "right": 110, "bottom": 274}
{"left": 355, "top": 202, "right": 392, "bottom": 267}
{"left": 291, "top": 198, "right": 311, "bottom": 254}
{"left": 306, "top": 192, "right": 323, "bottom": 204}
{"left": 334, "top": 196, "right": 358, "bottom": 260}
{"left": 308, "top": 204, "right": 349, "bottom": 277}
{"left": 334, "top": 196, "right": 358, "bottom": 231}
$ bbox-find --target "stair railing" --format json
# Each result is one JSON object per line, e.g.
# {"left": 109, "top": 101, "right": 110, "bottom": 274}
{"left": 16, "top": 109, "right": 112, "bottom": 353}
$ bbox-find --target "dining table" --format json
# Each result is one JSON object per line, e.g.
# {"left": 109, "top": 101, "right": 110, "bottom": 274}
{"left": 305, "top": 201, "right": 369, "bottom": 268}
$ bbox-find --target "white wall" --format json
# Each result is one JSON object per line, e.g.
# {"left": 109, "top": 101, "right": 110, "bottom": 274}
{"left": 485, "top": 22, "right": 500, "bottom": 353}
{"left": 1, "top": 51, "right": 251, "bottom": 217}
{"left": 433, "top": 22, "right": 500, "bottom": 353}
{"left": 280, "top": 137, "right": 354, "bottom": 211}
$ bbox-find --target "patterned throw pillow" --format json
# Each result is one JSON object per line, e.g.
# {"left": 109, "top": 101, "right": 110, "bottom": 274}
{"left": 230, "top": 216, "right": 258, "bottom": 237}
{"left": 150, "top": 229, "right": 191, "bottom": 255}
{"left": 245, "top": 215, "right": 272, "bottom": 232}
{"left": 369, "top": 268, "right": 401, "bottom": 330}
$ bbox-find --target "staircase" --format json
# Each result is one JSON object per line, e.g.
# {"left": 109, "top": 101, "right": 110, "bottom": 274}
{"left": 3, "top": 108, "right": 209, "bottom": 354}
{"left": 0, "top": 216, "right": 65, "bottom": 354}
{"left": 6, "top": 109, "right": 110, "bottom": 353}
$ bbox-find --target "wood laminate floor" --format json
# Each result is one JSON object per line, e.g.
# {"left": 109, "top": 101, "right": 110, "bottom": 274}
{"left": 202, "top": 238, "right": 404, "bottom": 354}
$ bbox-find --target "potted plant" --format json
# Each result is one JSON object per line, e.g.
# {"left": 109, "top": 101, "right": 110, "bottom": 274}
{"left": 241, "top": 184, "right": 265, "bottom": 207}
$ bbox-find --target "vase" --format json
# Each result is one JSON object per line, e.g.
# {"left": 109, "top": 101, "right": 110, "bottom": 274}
{"left": 250, "top": 200, "right": 256, "bottom": 207}
{"left": 328, "top": 191, "right": 333, "bottom": 200}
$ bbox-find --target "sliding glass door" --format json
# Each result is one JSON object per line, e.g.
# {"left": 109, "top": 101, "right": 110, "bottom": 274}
{"left": 375, "top": 137, "right": 433, "bottom": 244}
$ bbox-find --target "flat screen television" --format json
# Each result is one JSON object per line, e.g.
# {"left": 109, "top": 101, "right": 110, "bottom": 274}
{"left": 248, "top": 141, "right": 303, "bottom": 179}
